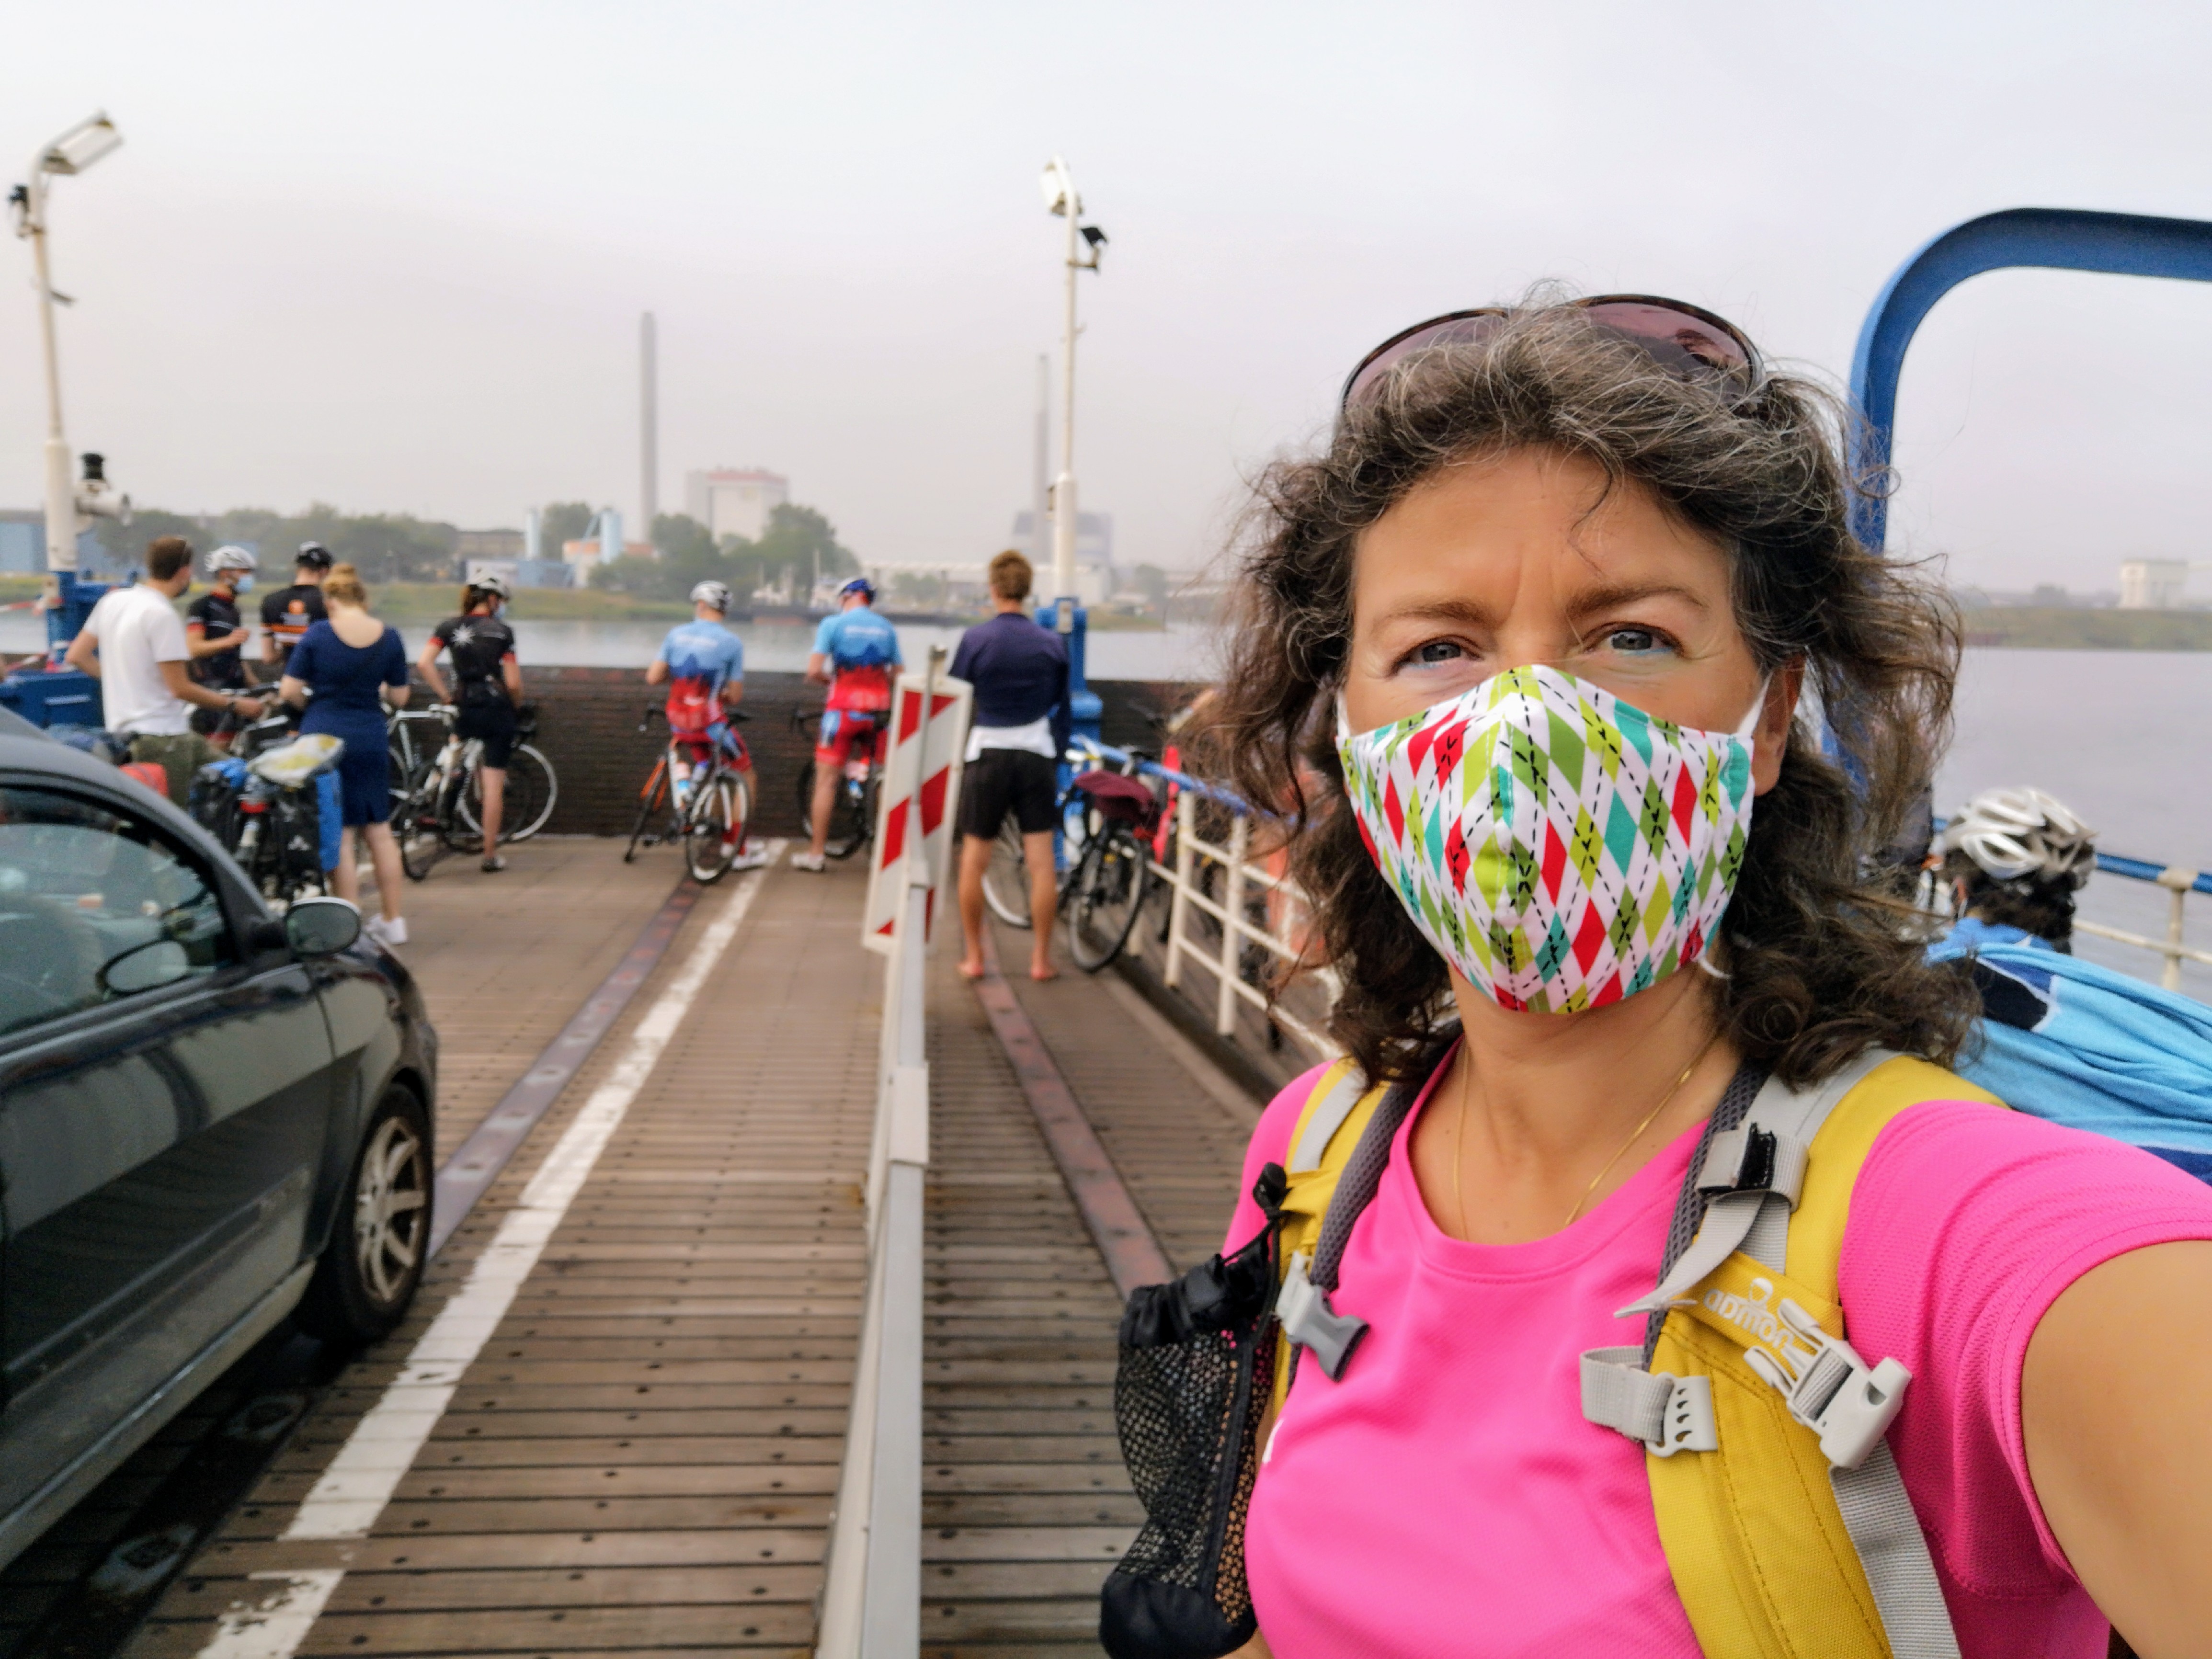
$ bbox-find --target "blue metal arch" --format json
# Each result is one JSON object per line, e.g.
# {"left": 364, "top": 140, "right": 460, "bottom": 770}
{"left": 1848, "top": 207, "right": 2212, "bottom": 550}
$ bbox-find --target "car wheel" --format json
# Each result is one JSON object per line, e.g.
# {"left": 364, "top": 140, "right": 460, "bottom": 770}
{"left": 296, "top": 1084, "right": 433, "bottom": 1344}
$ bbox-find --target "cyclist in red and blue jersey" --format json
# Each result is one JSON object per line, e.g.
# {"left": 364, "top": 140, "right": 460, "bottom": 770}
{"left": 794, "top": 576, "right": 902, "bottom": 871}
{"left": 645, "top": 580, "right": 767, "bottom": 871}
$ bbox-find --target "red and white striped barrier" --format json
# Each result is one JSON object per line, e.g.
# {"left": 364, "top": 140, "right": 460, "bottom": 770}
{"left": 860, "top": 666, "right": 971, "bottom": 953}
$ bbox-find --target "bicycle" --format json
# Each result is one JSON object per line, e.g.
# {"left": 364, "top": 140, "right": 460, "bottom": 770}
{"left": 388, "top": 701, "right": 558, "bottom": 855}
{"left": 621, "top": 705, "right": 754, "bottom": 883}
{"left": 192, "top": 720, "right": 342, "bottom": 908}
{"left": 790, "top": 705, "right": 884, "bottom": 861}
{"left": 981, "top": 746, "right": 1164, "bottom": 972}
{"left": 392, "top": 704, "right": 560, "bottom": 880}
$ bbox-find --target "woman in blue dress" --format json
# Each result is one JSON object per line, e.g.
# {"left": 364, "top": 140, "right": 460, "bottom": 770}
{"left": 280, "top": 562, "right": 412, "bottom": 947}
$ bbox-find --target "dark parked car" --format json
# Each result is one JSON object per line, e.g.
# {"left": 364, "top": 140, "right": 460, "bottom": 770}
{"left": 0, "top": 726, "right": 437, "bottom": 1570}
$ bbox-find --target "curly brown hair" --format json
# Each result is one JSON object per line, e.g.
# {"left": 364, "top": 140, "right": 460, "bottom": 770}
{"left": 1208, "top": 301, "right": 1977, "bottom": 1087}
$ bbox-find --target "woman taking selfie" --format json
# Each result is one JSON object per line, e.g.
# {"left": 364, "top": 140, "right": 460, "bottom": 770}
{"left": 1180, "top": 299, "right": 2212, "bottom": 1658}
{"left": 282, "top": 562, "right": 410, "bottom": 948}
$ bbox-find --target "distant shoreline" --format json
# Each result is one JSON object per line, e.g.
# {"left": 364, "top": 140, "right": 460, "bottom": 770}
{"left": 16, "top": 574, "right": 2190, "bottom": 649}
{"left": 0, "top": 576, "right": 1171, "bottom": 633}
{"left": 1958, "top": 607, "right": 2212, "bottom": 651}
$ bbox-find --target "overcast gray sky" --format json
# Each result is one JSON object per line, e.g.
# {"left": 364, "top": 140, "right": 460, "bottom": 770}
{"left": 4, "top": 0, "right": 2210, "bottom": 589}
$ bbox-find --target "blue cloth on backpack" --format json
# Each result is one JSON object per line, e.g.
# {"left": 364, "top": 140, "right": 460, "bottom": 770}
{"left": 316, "top": 770, "right": 343, "bottom": 872}
{"left": 1933, "top": 921, "right": 2212, "bottom": 1169}
{"left": 207, "top": 756, "right": 249, "bottom": 789}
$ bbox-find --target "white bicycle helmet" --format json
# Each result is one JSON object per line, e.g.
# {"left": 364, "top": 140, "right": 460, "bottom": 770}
{"left": 469, "top": 571, "right": 513, "bottom": 601}
{"left": 206, "top": 544, "right": 257, "bottom": 575}
{"left": 1936, "top": 787, "right": 2098, "bottom": 889}
{"left": 690, "top": 580, "right": 732, "bottom": 614}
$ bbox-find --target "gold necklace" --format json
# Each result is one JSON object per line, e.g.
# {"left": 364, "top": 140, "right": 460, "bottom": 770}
{"left": 1559, "top": 1031, "right": 1722, "bottom": 1230}
{"left": 1451, "top": 1057, "right": 1473, "bottom": 1239}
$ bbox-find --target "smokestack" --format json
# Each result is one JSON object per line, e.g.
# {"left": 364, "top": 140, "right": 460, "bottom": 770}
{"left": 640, "top": 312, "right": 659, "bottom": 542}
{"left": 525, "top": 507, "right": 542, "bottom": 563}
{"left": 1032, "top": 353, "right": 1050, "bottom": 565}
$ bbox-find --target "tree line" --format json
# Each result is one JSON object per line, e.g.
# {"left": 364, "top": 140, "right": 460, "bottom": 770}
{"left": 581, "top": 503, "right": 858, "bottom": 602}
{"left": 90, "top": 503, "right": 465, "bottom": 583}
{"left": 82, "top": 499, "right": 859, "bottom": 594}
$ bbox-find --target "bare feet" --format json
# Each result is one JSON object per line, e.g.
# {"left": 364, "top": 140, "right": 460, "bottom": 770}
{"left": 958, "top": 958, "right": 986, "bottom": 980}
{"left": 1030, "top": 958, "right": 1059, "bottom": 982}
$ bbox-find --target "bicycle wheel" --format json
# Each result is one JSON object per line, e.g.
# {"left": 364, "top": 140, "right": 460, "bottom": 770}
{"left": 398, "top": 781, "right": 449, "bottom": 881}
{"left": 683, "top": 771, "right": 747, "bottom": 884}
{"left": 1067, "top": 827, "right": 1151, "bottom": 972}
{"left": 459, "top": 744, "right": 558, "bottom": 844}
{"left": 982, "top": 819, "right": 1034, "bottom": 929}
{"left": 824, "top": 773, "right": 871, "bottom": 861}
{"left": 624, "top": 758, "right": 669, "bottom": 864}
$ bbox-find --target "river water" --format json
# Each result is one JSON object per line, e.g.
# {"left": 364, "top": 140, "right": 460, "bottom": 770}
{"left": 7, "top": 607, "right": 2199, "bottom": 991}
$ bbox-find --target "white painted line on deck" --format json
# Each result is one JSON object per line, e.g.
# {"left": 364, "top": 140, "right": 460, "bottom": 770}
{"left": 193, "top": 852, "right": 782, "bottom": 1657}
{"left": 195, "top": 1570, "right": 346, "bottom": 1659}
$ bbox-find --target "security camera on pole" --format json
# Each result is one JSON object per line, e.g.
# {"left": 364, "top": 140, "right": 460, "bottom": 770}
{"left": 4, "top": 113, "right": 132, "bottom": 722}
{"left": 1037, "top": 156, "right": 1106, "bottom": 752}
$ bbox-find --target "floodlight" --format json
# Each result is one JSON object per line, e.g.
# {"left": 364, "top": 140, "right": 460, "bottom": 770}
{"left": 41, "top": 114, "right": 123, "bottom": 177}
{"left": 1081, "top": 225, "right": 1107, "bottom": 250}
{"left": 1040, "top": 157, "right": 1077, "bottom": 217}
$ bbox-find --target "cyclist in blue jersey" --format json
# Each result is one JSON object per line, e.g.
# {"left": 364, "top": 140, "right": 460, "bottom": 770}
{"left": 793, "top": 576, "right": 902, "bottom": 871}
{"left": 645, "top": 580, "right": 768, "bottom": 871}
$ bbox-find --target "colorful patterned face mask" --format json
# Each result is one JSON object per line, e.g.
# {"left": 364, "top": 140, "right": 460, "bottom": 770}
{"left": 1336, "top": 663, "right": 1764, "bottom": 1013}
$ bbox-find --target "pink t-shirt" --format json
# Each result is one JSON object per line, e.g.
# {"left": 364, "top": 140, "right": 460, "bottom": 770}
{"left": 1222, "top": 1058, "right": 2212, "bottom": 1658}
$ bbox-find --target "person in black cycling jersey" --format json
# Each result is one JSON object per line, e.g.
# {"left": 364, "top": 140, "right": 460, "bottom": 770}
{"left": 186, "top": 544, "right": 259, "bottom": 745}
{"left": 261, "top": 541, "right": 333, "bottom": 671}
{"left": 416, "top": 573, "right": 523, "bottom": 873}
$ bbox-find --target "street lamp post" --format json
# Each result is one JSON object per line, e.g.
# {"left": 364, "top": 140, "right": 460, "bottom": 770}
{"left": 8, "top": 113, "right": 130, "bottom": 682}
{"left": 1037, "top": 156, "right": 1106, "bottom": 750}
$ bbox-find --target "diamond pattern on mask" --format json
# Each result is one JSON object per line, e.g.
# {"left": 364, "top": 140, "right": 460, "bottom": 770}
{"left": 1338, "top": 664, "right": 1761, "bottom": 1014}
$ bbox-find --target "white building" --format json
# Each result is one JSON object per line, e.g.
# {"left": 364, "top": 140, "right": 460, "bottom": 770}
{"left": 1009, "top": 510, "right": 1115, "bottom": 605}
{"left": 686, "top": 468, "right": 789, "bottom": 545}
{"left": 2119, "top": 559, "right": 2190, "bottom": 609}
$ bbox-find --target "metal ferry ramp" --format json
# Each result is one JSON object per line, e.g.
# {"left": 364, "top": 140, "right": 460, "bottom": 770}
{"left": 2, "top": 830, "right": 1269, "bottom": 1658}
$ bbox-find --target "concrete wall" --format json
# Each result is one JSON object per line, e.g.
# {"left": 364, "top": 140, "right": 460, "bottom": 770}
{"left": 506, "top": 668, "right": 1207, "bottom": 840}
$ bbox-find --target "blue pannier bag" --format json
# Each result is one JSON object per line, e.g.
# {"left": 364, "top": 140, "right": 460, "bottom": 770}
{"left": 1932, "top": 920, "right": 2212, "bottom": 1182}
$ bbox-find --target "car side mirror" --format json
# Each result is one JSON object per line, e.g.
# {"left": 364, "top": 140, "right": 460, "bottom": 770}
{"left": 245, "top": 917, "right": 289, "bottom": 954}
{"left": 285, "top": 896, "right": 362, "bottom": 957}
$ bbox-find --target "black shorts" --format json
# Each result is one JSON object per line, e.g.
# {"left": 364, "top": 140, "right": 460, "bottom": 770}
{"left": 958, "top": 748, "right": 1059, "bottom": 839}
{"left": 455, "top": 695, "right": 519, "bottom": 769}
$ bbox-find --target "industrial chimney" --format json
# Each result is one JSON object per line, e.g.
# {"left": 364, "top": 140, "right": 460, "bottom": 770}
{"left": 640, "top": 312, "right": 659, "bottom": 544}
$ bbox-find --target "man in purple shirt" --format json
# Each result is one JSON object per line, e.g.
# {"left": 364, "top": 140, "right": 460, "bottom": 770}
{"left": 951, "top": 550, "right": 1069, "bottom": 981}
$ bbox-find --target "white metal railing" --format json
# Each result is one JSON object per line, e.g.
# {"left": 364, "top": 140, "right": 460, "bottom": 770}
{"left": 1075, "top": 740, "right": 1341, "bottom": 1062}
{"left": 2072, "top": 856, "right": 2212, "bottom": 992}
{"left": 817, "top": 655, "right": 946, "bottom": 1659}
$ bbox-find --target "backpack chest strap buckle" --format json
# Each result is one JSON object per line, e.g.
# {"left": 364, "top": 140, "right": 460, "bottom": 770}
{"left": 1276, "top": 1250, "right": 1368, "bottom": 1380}
{"left": 1740, "top": 1296, "right": 1913, "bottom": 1470}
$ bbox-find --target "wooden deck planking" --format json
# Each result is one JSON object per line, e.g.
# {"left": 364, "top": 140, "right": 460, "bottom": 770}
{"left": 18, "top": 824, "right": 1266, "bottom": 1659}
{"left": 128, "top": 855, "right": 883, "bottom": 1658}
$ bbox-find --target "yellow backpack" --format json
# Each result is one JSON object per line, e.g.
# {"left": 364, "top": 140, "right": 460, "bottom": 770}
{"left": 1268, "top": 1048, "right": 2000, "bottom": 1659}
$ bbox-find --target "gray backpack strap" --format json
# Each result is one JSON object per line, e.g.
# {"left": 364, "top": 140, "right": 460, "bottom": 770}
{"left": 1288, "top": 1065, "right": 1371, "bottom": 1174}
{"left": 1275, "top": 1072, "right": 1422, "bottom": 1381}
{"left": 1581, "top": 1047, "right": 1962, "bottom": 1659}
{"left": 1614, "top": 1047, "right": 1896, "bottom": 1322}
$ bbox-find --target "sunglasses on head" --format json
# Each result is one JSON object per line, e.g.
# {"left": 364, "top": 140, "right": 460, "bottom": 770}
{"left": 1340, "top": 295, "right": 1761, "bottom": 409}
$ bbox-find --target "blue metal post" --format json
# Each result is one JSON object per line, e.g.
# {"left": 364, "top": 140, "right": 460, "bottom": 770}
{"left": 1037, "top": 601, "right": 1103, "bottom": 746}
{"left": 1850, "top": 208, "right": 2212, "bottom": 551}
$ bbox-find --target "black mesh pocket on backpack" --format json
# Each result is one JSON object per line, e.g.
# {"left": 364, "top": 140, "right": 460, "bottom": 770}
{"left": 1101, "top": 1168, "right": 1282, "bottom": 1659}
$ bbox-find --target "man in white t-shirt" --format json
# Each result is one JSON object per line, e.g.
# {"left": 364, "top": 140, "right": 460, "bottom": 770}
{"left": 64, "top": 536, "right": 269, "bottom": 802}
